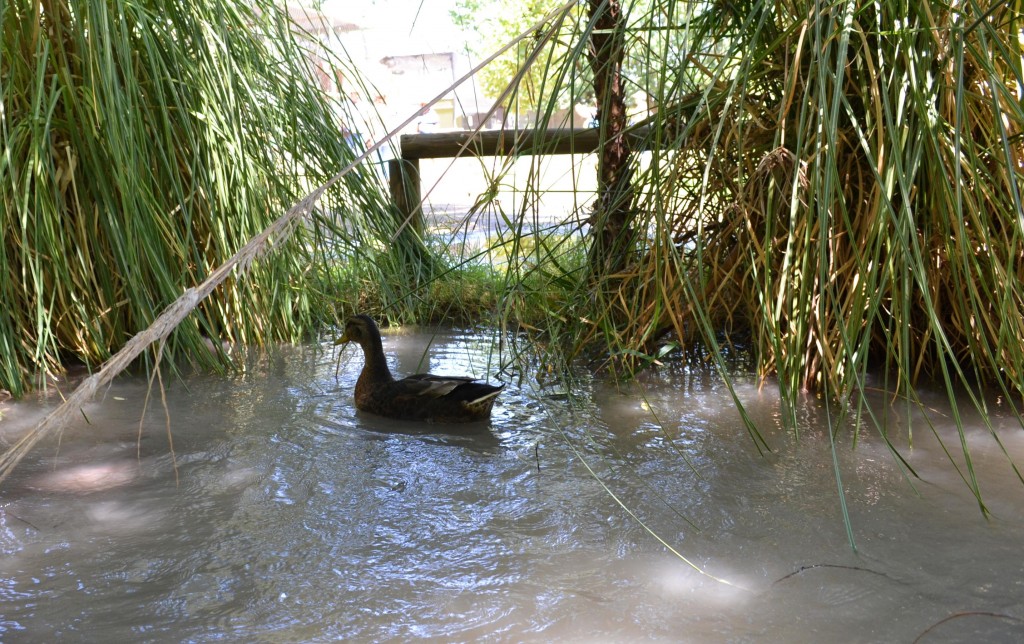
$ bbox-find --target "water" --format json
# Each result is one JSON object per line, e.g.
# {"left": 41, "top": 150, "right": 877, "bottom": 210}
{"left": 1, "top": 328, "right": 1023, "bottom": 642}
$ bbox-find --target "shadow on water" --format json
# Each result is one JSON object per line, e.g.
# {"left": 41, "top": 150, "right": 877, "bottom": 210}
{"left": 1, "top": 327, "right": 1023, "bottom": 641}
{"left": 316, "top": 412, "right": 503, "bottom": 453}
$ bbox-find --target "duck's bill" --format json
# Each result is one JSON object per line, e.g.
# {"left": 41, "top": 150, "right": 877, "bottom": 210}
{"left": 334, "top": 333, "right": 351, "bottom": 345}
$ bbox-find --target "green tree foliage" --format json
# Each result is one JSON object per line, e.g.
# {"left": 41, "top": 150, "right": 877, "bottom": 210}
{"left": 451, "top": 0, "right": 593, "bottom": 115}
{"left": 451, "top": 0, "right": 693, "bottom": 118}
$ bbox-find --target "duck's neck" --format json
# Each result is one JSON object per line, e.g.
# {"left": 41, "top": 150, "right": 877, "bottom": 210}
{"left": 359, "top": 330, "right": 393, "bottom": 384}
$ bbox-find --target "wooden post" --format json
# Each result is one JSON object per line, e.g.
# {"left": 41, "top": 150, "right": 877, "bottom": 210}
{"left": 388, "top": 157, "right": 422, "bottom": 236}
{"left": 587, "top": 0, "right": 633, "bottom": 276}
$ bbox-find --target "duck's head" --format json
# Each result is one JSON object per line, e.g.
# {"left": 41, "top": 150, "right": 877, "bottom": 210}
{"left": 335, "top": 314, "right": 381, "bottom": 348}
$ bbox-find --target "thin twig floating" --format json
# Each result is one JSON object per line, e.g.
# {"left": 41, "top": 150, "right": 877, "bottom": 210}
{"left": 772, "top": 562, "right": 899, "bottom": 586}
{"left": 913, "top": 611, "right": 1024, "bottom": 644}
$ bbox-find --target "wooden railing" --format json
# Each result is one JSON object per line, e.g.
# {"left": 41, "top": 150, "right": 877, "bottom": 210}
{"left": 387, "top": 127, "right": 649, "bottom": 232}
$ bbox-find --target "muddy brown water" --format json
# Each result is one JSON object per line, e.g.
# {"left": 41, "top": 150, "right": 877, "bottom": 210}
{"left": 1, "top": 327, "right": 1023, "bottom": 641}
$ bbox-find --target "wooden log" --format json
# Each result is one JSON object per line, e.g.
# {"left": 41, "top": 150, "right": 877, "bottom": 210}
{"left": 388, "top": 127, "right": 650, "bottom": 230}
{"left": 399, "top": 127, "right": 650, "bottom": 160}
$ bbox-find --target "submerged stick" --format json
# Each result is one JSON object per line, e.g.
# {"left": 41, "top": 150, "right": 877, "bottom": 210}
{"left": 0, "top": 186, "right": 329, "bottom": 486}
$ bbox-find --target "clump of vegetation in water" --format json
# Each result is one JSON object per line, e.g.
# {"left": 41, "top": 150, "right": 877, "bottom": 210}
{"left": 447, "top": 0, "right": 1024, "bottom": 408}
{"left": 425, "top": 0, "right": 1024, "bottom": 526}
{"left": 0, "top": 0, "right": 428, "bottom": 396}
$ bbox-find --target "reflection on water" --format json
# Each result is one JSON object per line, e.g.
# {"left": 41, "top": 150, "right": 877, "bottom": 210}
{"left": 1, "top": 328, "right": 1023, "bottom": 641}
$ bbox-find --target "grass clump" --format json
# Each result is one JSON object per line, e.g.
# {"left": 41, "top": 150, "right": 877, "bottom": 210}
{"left": 0, "top": 0, "right": 423, "bottom": 396}
{"left": 445, "top": 0, "right": 1024, "bottom": 413}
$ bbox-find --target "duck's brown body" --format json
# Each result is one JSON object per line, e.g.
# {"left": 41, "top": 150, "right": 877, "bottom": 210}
{"left": 339, "top": 315, "right": 503, "bottom": 423}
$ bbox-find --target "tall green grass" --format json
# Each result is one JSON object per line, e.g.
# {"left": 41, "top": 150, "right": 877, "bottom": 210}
{"left": 0, "top": 0, "right": 430, "bottom": 396}
{"left": 446, "top": 0, "right": 1024, "bottom": 404}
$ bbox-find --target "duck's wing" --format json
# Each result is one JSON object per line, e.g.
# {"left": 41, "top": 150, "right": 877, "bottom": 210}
{"left": 397, "top": 373, "right": 481, "bottom": 399}
{"left": 376, "top": 373, "right": 504, "bottom": 421}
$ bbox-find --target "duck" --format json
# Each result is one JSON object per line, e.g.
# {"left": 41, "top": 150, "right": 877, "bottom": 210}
{"left": 336, "top": 314, "right": 504, "bottom": 422}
